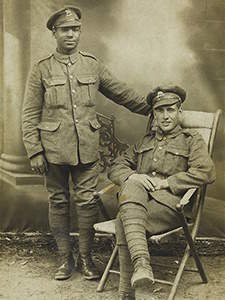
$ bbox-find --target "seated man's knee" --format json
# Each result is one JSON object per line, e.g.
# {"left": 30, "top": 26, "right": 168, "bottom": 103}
{"left": 119, "top": 178, "right": 148, "bottom": 205}
{"left": 123, "top": 177, "right": 146, "bottom": 191}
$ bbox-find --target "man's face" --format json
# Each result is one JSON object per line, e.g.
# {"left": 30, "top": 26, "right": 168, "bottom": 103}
{"left": 153, "top": 103, "right": 181, "bottom": 133}
{"left": 53, "top": 26, "right": 81, "bottom": 54}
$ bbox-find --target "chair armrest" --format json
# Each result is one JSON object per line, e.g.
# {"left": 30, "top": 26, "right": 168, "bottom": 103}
{"left": 176, "top": 188, "right": 197, "bottom": 212}
{"left": 94, "top": 183, "right": 117, "bottom": 220}
{"left": 93, "top": 183, "right": 116, "bottom": 198}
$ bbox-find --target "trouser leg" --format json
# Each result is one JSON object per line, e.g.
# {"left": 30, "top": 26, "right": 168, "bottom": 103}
{"left": 119, "top": 203, "right": 150, "bottom": 269}
{"left": 46, "top": 163, "right": 71, "bottom": 257}
{"left": 118, "top": 180, "right": 154, "bottom": 289}
{"left": 70, "top": 161, "right": 100, "bottom": 279}
{"left": 76, "top": 204, "right": 99, "bottom": 256}
{"left": 45, "top": 163, "right": 74, "bottom": 280}
{"left": 70, "top": 160, "right": 99, "bottom": 256}
{"left": 116, "top": 217, "right": 135, "bottom": 298}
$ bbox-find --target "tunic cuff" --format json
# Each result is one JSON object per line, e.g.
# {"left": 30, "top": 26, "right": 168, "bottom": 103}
{"left": 27, "top": 144, "right": 44, "bottom": 159}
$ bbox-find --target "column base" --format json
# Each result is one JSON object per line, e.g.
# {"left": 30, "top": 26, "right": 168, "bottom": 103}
{"left": 0, "top": 167, "right": 44, "bottom": 186}
{"left": 0, "top": 154, "right": 44, "bottom": 186}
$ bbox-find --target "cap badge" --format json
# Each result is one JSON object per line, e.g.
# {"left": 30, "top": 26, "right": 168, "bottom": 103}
{"left": 157, "top": 91, "right": 164, "bottom": 97}
{"left": 65, "top": 9, "right": 73, "bottom": 17}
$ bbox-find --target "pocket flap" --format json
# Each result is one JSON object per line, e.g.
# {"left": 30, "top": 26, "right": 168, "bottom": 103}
{"left": 166, "top": 147, "right": 189, "bottom": 157}
{"left": 37, "top": 121, "right": 61, "bottom": 131}
{"left": 76, "top": 74, "right": 97, "bottom": 84}
{"left": 89, "top": 119, "right": 101, "bottom": 130}
{"left": 135, "top": 144, "right": 154, "bottom": 154}
{"left": 43, "top": 77, "right": 66, "bottom": 86}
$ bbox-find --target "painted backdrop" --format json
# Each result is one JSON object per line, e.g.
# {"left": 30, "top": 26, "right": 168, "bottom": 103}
{"left": 0, "top": 0, "right": 224, "bottom": 236}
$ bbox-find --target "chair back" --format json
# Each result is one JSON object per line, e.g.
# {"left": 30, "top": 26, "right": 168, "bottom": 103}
{"left": 180, "top": 110, "right": 221, "bottom": 156}
{"left": 180, "top": 110, "right": 221, "bottom": 235}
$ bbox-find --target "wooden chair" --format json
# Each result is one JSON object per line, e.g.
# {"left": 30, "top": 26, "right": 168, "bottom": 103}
{"left": 94, "top": 109, "right": 222, "bottom": 300}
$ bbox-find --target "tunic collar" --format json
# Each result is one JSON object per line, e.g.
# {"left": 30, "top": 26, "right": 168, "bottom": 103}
{"left": 54, "top": 49, "right": 79, "bottom": 64}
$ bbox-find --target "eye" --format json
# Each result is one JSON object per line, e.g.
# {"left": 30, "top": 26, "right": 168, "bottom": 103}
{"left": 72, "top": 26, "right": 81, "bottom": 32}
{"left": 154, "top": 107, "right": 163, "bottom": 113}
{"left": 60, "top": 27, "right": 68, "bottom": 32}
{"left": 167, "top": 108, "right": 176, "bottom": 113}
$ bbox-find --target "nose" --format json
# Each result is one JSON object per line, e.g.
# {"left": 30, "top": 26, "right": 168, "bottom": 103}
{"left": 163, "top": 110, "right": 169, "bottom": 119}
{"left": 66, "top": 29, "right": 73, "bottom": 36}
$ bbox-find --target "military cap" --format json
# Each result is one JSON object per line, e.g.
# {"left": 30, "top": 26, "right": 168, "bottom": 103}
{"left": 46, "top": 6, "right": 82, "bottom": 31}
{"left": 147, "top": 85, "right": 186, "bottom": 109}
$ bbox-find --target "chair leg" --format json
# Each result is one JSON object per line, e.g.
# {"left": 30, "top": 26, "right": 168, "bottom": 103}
{"left": 178, "top": 210, "right": 208, "bottom": 283}
{"left": 97, "top": 244, "right": 119, "bottom": 292}
{"left": 168, "top": 246, "right": 190, "bottom": 300}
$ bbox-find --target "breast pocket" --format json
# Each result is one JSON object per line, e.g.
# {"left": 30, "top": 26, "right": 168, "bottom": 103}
{"left": 43, "top": 77, "right": 67, "bottom": 109}
{"left": 135, "top": 145, "right": 155, "bottom": 173}
{"left": 165, "top": 147, "right": 189, "bottom": 175}
{"left": 76, "top": 75, "right": 97, "bottom": 106}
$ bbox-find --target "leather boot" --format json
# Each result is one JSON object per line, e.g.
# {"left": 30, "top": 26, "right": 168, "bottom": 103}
{"left": 54, "top": 253, "right": 75, "bottom": 280}
{"left": 131, "top": 258, "right": 154, "bottom": 288}
{"left": 119, "top": 292, "right": 136, "bottom": 300}
{"left": 77, "top": 254, "right": 100, "bottom": 280}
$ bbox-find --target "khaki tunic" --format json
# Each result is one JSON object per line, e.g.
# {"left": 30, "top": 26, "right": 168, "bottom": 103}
{"left": 109, "top": 125, "right": 216, "bottom": 213}
{"left": 22, "top": 50, "right": 150, "bottom": 165}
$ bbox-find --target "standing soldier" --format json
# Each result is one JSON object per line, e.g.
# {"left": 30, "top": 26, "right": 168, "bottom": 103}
{"left": 108, "top": 86, "right": 216, "bottom": 299}
{"left": 22, "top": 6, "right": 151, "bottom": 281}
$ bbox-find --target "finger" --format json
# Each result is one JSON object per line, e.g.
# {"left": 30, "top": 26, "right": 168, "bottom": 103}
{"left": 32, "top": 166, "right": 39, "bottom": 174}
{"left": 38, "top": 164, "right": 46, "bottom": 175}
{"left": 30, "top": 163, "right": 36, "bottom": 172}
{"left": 145, "top": 178, "right": 156, "bottom": 190}
{"left": 43, "top": 159, "right": 48, "bottom": 173}
{"left": 154, "top": 185, "right": 161, "bottom": 191}
{"left": 147, "top": 178, "right": 157, "bottom": 187}
{"left": 143, "top": 179, "right": 155, "bottom": 191}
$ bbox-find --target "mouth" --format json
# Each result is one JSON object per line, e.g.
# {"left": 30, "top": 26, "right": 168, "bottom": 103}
{"left": 64, "top": 40, "right": 76, "bottom": 44}
{"left": 162, "top": 122, "right": 171, "bottom": 126}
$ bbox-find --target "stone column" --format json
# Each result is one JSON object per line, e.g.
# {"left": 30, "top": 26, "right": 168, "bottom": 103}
{"left": 0, "top": 1, "right": 3, "bottom": 155}
{"left": 0, "top": 0, "right": 43, "bottom": 185}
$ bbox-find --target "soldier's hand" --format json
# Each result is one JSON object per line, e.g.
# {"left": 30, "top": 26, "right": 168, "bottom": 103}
{"left": 128, "top": 173, "right": 156, "bottom": 192}
{"left": 150, "top": 178, "right": 169, "bottom": 190}
{"left": 30, "top": 153, "right": 48, "bottom": 175}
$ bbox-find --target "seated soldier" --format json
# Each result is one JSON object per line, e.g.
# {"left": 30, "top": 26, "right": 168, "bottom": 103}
{"left": 108, "top": 86, "right": 216, "bottom": 300}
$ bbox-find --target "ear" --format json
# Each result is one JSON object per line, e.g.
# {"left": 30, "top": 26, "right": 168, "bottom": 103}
{"left": 178, "top": 105, "right": 183, "bottom": 113}
{"left": 52, "top": 28, "right": 56, "bottom": 38}
{"left": 152, "top": 108, "right": 156, "bottom": 118}
{"left": 178, "top": 106, "right": 183, "bottom": 124}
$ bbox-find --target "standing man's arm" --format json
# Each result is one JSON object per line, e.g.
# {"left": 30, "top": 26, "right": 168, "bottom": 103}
{"left": 98, "top": 62, "right": 151, "bottom": 116}
{"left": 22, "top": 64, "right": 48, "bottom": 174}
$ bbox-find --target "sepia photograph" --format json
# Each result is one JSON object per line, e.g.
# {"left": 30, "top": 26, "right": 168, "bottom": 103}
{"left": 0, "top": 1, "right": 224, "bottom": 299}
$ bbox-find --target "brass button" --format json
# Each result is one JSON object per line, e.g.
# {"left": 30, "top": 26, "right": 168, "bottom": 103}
{"left": 72, "top": 89, "right": 76, "bottom": 93}
{"left": 75, "top": 119, "right": 79, "bottom": 123}
{"left": 73, "top": 104, "right": 77, "bottom": 109}
{"left": 68, "top": 62, "right": 71, "bottom": 67}
{"left": 158, "top": 146, "right": 162, "bottom": 150}
{"left": 153, "top": 158, "right": 157, "bottom": 162}
{"left": 152, "top": 171, "right": 156, "bottom": 176}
